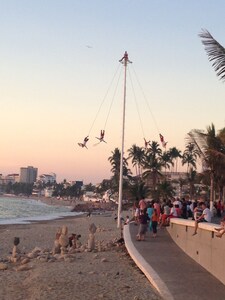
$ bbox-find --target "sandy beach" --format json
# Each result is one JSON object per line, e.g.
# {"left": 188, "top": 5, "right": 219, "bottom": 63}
{"left": 0, "top": 199, "right": 161, "bottom": 300}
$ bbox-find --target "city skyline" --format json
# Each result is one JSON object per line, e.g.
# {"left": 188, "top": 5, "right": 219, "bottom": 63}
{"left": 1, "top": 1, "right": 225, "bottom": 184}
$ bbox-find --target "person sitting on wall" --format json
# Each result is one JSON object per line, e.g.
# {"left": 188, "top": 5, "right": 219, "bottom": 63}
{"left": 192, "top": 202, "right": 211, "bottom": 236}
{"left": 215, "top": 216, "right": 225, "bottom": 238}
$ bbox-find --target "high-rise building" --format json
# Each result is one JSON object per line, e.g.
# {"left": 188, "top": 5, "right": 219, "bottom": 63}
{"left": 20, "top": 166, "right": 38, "bottom": 183}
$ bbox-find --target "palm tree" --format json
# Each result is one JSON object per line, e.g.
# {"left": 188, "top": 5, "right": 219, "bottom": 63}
{"left": 128, "top": 180, "right": 151, "bottom": 200}
{"left": 127, "top": 144, "right": 145, "bottom": 177}
{"left": 199, "top": 29, "right": 225, "bottom": 81}
{"left": 172, "top": 177, "right": 187, "bottom": 198}
{"left": 182, "top": 142, "right": 199, "bottom": 172}
{"left": 161, "top": 151, "right": 172, "bottom": 174}
{"left": 168, "top": 147, "right": 182, "bottom": 172}
{"left": 156, "top": 180, "right": 176, "bottom": 200}
{"left": 188, "top": 124, "right": 225, "bottom": 209}
{"left": 186, "top": 168, "right": 198, "bottom": 200}
{"left": 108, "top": 147, "right": 131, "bottom": 192}
{"left": 143, "top": 141, "right": 163, "bottom": 193}
{"left": 147, "top": 141, "right": 162, "bottom": 158}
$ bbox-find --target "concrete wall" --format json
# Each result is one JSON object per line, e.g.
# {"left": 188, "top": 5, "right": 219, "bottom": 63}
{"left": 167, "top": 218, "right": 225, "bottom": 285}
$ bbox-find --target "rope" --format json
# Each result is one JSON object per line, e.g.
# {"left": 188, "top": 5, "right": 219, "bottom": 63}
{"left": 130, "top": 64, "right": 161, "bottom": 134}
{"left": 103, "top": 66, "right": 123, "bottom": 130}
{"left": 88, "top": 63, "right": 122, "bottom": 136}
{"left": 128, "top": 68, "right": 146, "bottom": 139}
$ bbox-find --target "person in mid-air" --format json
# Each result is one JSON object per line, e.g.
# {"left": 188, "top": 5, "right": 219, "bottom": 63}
{"left": 144, "top": 138, "right": 150, "bottom": 149}
{"left": 96, "top": 130, "right": 106, "bottom": 143}
{"left": 78, "top": 136, "right": 89, "bottom": 149}
{"left": 159, "top": 133, "right": 167, "bottom": 148}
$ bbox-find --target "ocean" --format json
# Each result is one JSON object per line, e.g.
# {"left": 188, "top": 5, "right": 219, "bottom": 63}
{"left": 0, "top": 196, "right": 81, "bottom": 225}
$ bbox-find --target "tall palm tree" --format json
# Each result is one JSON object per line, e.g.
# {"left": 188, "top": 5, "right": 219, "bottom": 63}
{"left": 168, "top": 147, "right": 182, "bottom": 172}
{"left": 188, "top": 124, "right": 225, "bottom": 209}
{"left": 182, "top": 142, "right": 199, "bottom": 172}
{"left": 199, "top": 29, "right": 225, "bottom": 81}
{"left": 186, "top": 168, "right": 198, "bottom": 200}
{"left": 127, "top": 144, "right": 145, "bottom": 177}
{"left": 143, "top": 141, "right": 163, "bottom": 193}
{"left": 108, "top": 148, "right": 131, "bottom": 192}
{"left": 108, "top": 148, "right": 121, "bottom": 179}
{"left": 147, "top": 141, "right": 162, "bottom": 158}
{"left": 161, "top": 151, "right": 172, "bottom": 174}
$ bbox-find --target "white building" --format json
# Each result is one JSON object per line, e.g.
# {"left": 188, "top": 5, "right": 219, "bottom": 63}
{"left": 37, "top": 173, "right": 56, "bottom": 184}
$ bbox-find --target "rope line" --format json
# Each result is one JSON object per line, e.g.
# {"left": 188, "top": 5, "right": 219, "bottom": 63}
{"left": 130, "top": 64, "right": 161, "bottom": 134}
{"left": 103, "top": 66, "right": 123, "bottom": 130}
{"left": 88, "top": 63, "right": 122, "bottom": 136}
{"left": 128, "top": 68, "right": 146, "bottom": 139}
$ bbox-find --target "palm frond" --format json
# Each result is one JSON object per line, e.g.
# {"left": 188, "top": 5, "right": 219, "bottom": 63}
{"left": 199, "top": 29, "right": 225, "bottom": 81}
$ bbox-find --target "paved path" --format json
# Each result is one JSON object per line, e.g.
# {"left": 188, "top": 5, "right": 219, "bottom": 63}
{"left": 124, "top": 222, "right": 225, "bottom": 300}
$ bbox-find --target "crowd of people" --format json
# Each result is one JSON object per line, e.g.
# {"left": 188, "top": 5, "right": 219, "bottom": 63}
{"left": 132, "top": 197, "right": 225, "bottom": 241}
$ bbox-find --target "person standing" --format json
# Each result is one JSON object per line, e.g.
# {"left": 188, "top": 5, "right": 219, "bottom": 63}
{"left": 147, "top": 202, "right": 154, "bottom": 231}
{"left": 136, "top": 208, "right": 150, "bottom": 241}
{"left": 151, "top": 208, "right": 159, "bottom": 238}
{"left": 139, "top": 197, "right": 147, "bottom": 212}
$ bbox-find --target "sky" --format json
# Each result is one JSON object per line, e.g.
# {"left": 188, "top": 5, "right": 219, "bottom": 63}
{"left": 1, "top": 0, "right": 225, "bottom": 184}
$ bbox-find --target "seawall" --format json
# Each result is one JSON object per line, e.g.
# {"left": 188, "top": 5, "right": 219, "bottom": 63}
{"left": 167, "top": 218, "right": 225, "bottom": 285}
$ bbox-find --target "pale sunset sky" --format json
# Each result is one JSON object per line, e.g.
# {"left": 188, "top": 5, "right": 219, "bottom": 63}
{"left": 1, "top": 0, "right": 225, "bottom": 183}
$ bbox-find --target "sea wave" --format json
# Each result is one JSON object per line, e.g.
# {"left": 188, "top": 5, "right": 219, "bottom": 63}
{"left": 0, "top": 196, "right": 82, "bottom": 225}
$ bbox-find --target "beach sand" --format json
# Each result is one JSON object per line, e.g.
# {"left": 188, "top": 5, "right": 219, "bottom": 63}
{"left": 0, "top": 201, "right": 161, "bottom": 300}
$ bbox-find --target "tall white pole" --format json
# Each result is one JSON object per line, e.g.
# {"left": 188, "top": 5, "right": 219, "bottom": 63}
{"left": 117, "top": 51, "right": 131, "bottom": 228}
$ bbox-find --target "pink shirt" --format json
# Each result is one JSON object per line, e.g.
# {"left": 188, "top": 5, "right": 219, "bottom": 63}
{"left": 139, "top": 199, "right": 147, "bottom": 210}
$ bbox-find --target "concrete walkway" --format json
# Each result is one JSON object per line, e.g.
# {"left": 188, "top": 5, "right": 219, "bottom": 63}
{"left": 123, "top": 222, "right": 225, "bottom": 300}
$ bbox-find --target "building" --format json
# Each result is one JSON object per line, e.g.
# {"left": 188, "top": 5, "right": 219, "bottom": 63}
{"left": 0, "top": 174, "right": 20, "bottom": 185}
{"left": 20, "top": 166, "right": 38, "bottom": 184}
{"left": 37, "top": 173, "right": 56, "bottom": 184}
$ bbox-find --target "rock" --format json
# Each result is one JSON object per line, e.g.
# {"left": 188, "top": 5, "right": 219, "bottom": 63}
{"left": 10, "top": 257, "right": 19, "bottom": 263}
{"left": 48, "top": 258, "right": 56, "bottom": 263}
{"left": 98, "top": 294, "right": 104, "bottom": 298}
{"left": 13, "top": 237, "right": 20, "bottom": 246}
{"left": 59, "top": 235, "right": 69, "bottom": 248}
{"left": 27, "top": 253, "right": 37, "bottom": 259}
{"left": 88, "top": 271, "right": 97, "bottom": 275}
{"left": 32, "top": 247, "right": 42, "bottom": 254}
{"left": 37, "top": 257, "right": 48, "bottom": 263}
{"left": 79, "top": 245, "right": 86, "bottom": 252}
{"left": 12, "top": 245, "right": 19, "bottom": 258}
{"left": 88, "top": 234, "right": 95, "bottom": 251}
{"left": 64, "top": 257, "right": 75, "bottom": 263}
{"left": 21, "top": 258, "right": 30, "bottom": 265}
{"left": 61, "top": 225, "right": 68, "bottom": 235}
{"left": 89, "top": 223, "right": 97, "bottom": 234}
{"left": 15, "top": 264, "right": 32, "bottom": 271}
{"left": 0, "top": 263, "right": 8, "bottom": 270}
{"left": 101, "top": 258, "right": 108, "bottom": 263}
